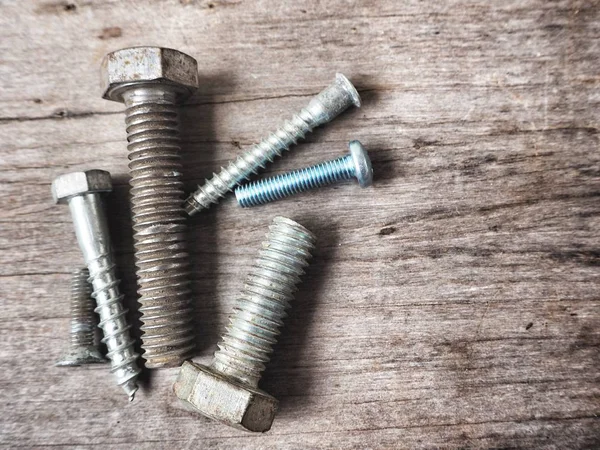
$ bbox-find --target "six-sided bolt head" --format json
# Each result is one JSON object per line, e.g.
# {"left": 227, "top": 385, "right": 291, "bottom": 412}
{"left": 100, "top": 46, "right": 199, "bottom": 103}
{"left": 348, "top": 140, "right": 373, "bottom": 187}
{"left": 51, "top": 170, "right": 112, "bottom": 204}
{"left": 174, "top": 361, "right": 278, "bottom": 433}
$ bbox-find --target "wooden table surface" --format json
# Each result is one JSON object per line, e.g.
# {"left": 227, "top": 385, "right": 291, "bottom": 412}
{"left": 1, "top": 1, "right": 599, "bottom": 448}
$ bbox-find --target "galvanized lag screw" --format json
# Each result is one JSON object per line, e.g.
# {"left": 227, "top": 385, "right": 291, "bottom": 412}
{"left": 101, "top": 47, "right": 198, "bottom": 368}
{"left": 175, "top": 217, "right": 316, "bottom": 432}
{"left": 235, "top": 140, "right": 373, "bottom": 207}
{"left": 184, "top": 73, "right": 361, "bottom": 215}
{"left": 56, "top": 268, "right": 106, "bottom": 367}
{"left": 52, "top": 170, "right": 141, "bottom": 401}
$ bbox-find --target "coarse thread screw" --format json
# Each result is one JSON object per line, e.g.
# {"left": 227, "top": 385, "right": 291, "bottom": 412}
{"left": 101, "top": 47, "right": 199, "bottom": 368}
{"left": 56, "top": 268, "right": 107, "bottom": 367}
{"left": 52, "top": 170, "right": 141, "bottom": 401}
{"left": 184, "top": 73, "right": 361, "bottom": 216}
{"left": 235, "top": 140, "right": 373, "bottom": 208}
{"left": 211, "top": 216, "right": 316, "bottom": 387}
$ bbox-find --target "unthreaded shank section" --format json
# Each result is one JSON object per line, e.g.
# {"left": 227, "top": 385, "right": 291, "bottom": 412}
{"left": 211, "top": 217, "right": 316, "bottom": 388}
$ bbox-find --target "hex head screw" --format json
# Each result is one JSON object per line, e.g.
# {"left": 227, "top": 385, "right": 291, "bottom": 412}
{"left": 174, "top": 217, "right": 316, "bottom": 432}
{"left": 56, "top": 268, "right": 107, "bottom": 367}
{"left": 52, "top": 170, "right": 141, "bottom": 401}
{"left": 184, "top": 74, "right": 361, "bottom": 215}
{"left": 235, "top": 140, "right": 373, "bottom": 207}
{"left": 101, "top": 46, "right": 198, "bottom": 368}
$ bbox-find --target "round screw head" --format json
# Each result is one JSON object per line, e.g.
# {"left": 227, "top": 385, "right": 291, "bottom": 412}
{"left": 55, "top": 346, "right": 106, "bottom": 367}
{"left": 100, "top": 46, "right": 199, "bottom": 103}
{"left": 51, "top": 170, "right": 112, "bottom": 204}
{"left": 349, "top": 140, "right": 373, "bottom": 187}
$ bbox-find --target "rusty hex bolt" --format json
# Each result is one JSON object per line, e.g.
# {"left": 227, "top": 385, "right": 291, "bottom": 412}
{"left": 101, "top": 46, "right": 198, "bottom": 368}
{"left": 174, "top": 217, "right": 316, "bottom": 432}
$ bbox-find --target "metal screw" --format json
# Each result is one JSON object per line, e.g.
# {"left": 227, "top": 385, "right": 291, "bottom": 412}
{"left": 184, "top": 73, "right": 361, "bottom": 216}
{"left": 52, "top": 170, "right": 141, "bottom": 401}
{"left": 174, "top": 216, "right": 316, "bottom": 432}
{"left": 101, "top": 47, "right": 198, "bottom": 368}
{"left": 56, "top": 268, "right": 106, "bottom": 367}
{"left": 235, "top": 140, "right": 373, "bottom": 207}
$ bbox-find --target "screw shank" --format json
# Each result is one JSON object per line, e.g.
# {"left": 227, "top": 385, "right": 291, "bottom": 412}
{"left": 211, "top": 217, "right": 316, "bottom": 387}
{"left": 66, "top": 193, "right": 141, "bottom": 400}
{"left": 67, "top": 194, "right": 111, "bottom": 263}
{"left": 121, "top": 85, "right": 196, "bottom": 368}
{"left": 69, "top": 268, "right": 95, "bottom": 348}
{"left": 235, "top": 155, "right": 355, "bottom": 207}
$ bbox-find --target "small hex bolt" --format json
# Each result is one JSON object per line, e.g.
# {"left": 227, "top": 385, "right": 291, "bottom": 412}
{"left": 184, "top": 73, "right": 361, "bottom": 215}
{"left": 101, "top": 46, "right": 198, "bottom": 368}
{"left": 52, "top": 170, "right": 141, "bottom": 401}
{"left": 174, "top": 217, "right": 316, "bottom": 432}
{"left": 235, "top": 140, "right": 373, "bottom": 207}
{"left": 56, "top": 268, "right": 107, "bottom": 367}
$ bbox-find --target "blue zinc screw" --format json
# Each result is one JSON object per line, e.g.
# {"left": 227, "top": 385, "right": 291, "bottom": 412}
{"left": 235, "top": 140, "right": 373, "bottom": 207}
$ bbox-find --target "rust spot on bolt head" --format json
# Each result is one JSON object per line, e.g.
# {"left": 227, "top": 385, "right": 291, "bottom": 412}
{"left": 100, "top": 46, "right": 199, "bottom": 103}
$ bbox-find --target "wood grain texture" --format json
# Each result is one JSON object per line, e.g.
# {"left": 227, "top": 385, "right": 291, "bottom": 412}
{"left": 0, "top": 0, "right": 599, "bottom": 448}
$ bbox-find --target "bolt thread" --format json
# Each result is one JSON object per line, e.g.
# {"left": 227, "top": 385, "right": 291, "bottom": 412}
{"left": 235, "top": 155, "right": 355, "bottom": 207}
{"left": 88, "top": 252, "right": 140, "bottom": 401}
{"left": 185, "top": 109, "right": 317, "bottom": 214}
{"left": 69, "top": 268, "right": 96, "bottom": 347}
{"left": 124, "top": 88, "right": 195, "bottom": 368}
{"left": 211, "top": 217, "right": 316, "bottom": 388}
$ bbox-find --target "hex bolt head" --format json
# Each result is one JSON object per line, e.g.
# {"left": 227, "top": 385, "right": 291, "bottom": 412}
{"left": 101, "top": 46, "right": 199, "bottom": 103}
{"left": 174, "top": 361, "right": 278, "bottom": 432}
{"left": 52, "top": 170, "right": 112, "bottom": 204}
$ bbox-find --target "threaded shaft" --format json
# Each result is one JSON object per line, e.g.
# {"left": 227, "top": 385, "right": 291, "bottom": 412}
{"left": 69, "top": 268, "right": 96, "bottom": 347}
{"left": 235, "top": 155, "right": 355, "bottom": 207}
{"left": 88, "top": 252, "right": 141, "bottom": 401}
{"left": 185, "top": 110, "right": 317, "bottom": 214}
{"left": 123, "top": 87, "right": 195, "bottom": 369}
{"left": 211, "top": 217, "right": 316, "bottom": 388}
{"left": 185, "top": 73, "right": 361, "bottom": 216}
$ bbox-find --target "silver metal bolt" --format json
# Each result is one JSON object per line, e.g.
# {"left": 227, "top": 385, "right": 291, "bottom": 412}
{"left": 235, "top": 140, "right": 373, "bottom": 207}
{"left": 101, "top": 46, "right": 198, "bottom": 368}
{"left": 56, "top": 268, "right": 107, "bottom": 367}
{"left": 184, "top": 73, "right": 361, "bottom": 215}
{"left": 174, "top": 217, "right": 316, "bottom": 432}
{"left": 52, "top": 170, "right": 141, "bottom": 401}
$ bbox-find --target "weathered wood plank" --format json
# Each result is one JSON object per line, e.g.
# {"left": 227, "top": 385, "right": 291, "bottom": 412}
{"left": 0, "top": 0, "right": 598, "bottom": 448}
